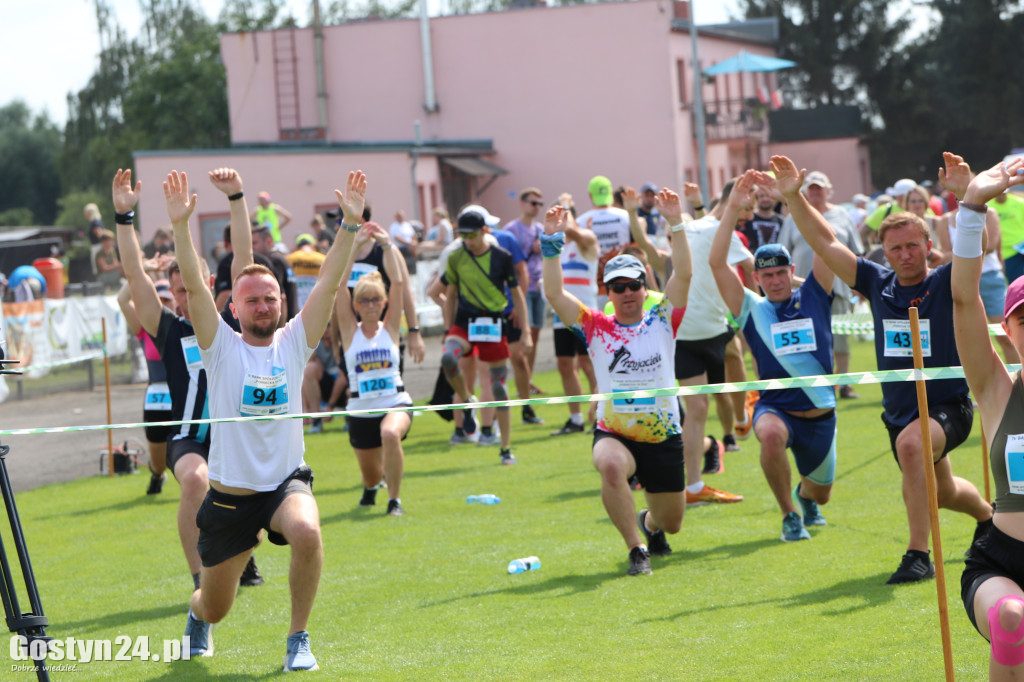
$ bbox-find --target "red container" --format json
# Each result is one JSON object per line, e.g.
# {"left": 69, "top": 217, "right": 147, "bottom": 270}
{"left": 32, "top": 258, "right": 64, "bottom": 299}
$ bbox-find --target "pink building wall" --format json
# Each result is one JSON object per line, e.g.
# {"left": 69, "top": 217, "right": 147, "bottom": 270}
{"left": 216, "top": 1, "right": 785, "bottom": 223}
{"left": 767, "top": 137, "right": 873, "bottom": 203}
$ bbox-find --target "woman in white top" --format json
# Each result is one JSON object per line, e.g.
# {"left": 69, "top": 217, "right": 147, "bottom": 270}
{"left": 336, "top": 223, "right": 412, "bottom": 516}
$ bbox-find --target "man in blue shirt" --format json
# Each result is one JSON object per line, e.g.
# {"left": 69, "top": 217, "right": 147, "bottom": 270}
{"left": 711, "top": 170, "right": 837, "bottom": 543}
{"left": 768, "top": 155, "right": 993, "bottom": 584}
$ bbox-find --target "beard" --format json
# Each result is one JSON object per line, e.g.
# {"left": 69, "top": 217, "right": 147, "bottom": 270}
{"left": 244, "top": 317, "right": 277, "bottom": 340}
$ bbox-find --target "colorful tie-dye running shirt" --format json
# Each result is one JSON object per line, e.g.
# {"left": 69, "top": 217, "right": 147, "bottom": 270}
{"left": 571, "top": 298, "right": 684, "bottom": 443}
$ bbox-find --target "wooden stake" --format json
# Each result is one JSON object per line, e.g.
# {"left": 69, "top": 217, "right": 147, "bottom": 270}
{"left": 909, "top": 307, "right": 954, "bottom": 681}
{"left": 103, "top": 317, "right": 113, "bottom": 477}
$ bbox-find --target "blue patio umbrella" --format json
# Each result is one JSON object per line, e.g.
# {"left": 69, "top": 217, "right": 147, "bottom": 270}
{"left": 703, "top": 51, "right": 796, "bottom": 76}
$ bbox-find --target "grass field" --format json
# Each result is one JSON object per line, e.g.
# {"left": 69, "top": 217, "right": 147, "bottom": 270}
{"left": 0, "top": 337, "right": 999, "bottom": 680}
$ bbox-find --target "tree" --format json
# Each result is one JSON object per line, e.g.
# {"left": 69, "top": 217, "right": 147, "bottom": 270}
{"left": 0, "top": 101, "right": 62, "bottom": 225}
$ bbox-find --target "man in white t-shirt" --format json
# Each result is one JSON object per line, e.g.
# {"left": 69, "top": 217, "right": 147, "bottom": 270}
{"left": 166, "top": 167, "right": 365, "bottom": 672}
{"left": 575, "top": 175, "right": 633, "bottom": 308}
{"left": 675, "top": 178, "right": 753, "bottom": 505}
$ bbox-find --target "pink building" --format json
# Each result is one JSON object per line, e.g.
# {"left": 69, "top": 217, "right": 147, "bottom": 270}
{"left": 134, "top": 0, "right": 869, "bottom": 255}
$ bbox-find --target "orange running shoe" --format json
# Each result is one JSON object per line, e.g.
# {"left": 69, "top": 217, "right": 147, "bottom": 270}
{"left": 686, "top": 484, "right": 744, "bottom": 505}
{"left": 734, "top": 390, "right": 758, "bottom": 440}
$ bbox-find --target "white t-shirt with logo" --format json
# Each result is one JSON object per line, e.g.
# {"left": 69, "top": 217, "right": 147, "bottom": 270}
{"left": 576, "top": 206, "right": 631, "bottom": 258}
{"left": 677, "top": 215, "right": 752, "bottom": 340}
{"left": 201, "top": 314, "right": 314, "bottom": 491}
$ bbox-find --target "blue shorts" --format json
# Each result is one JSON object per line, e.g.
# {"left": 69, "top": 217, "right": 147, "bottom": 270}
{"left": 980, "top": 269, "right": 1008, "bottom": 318}
{"left": 526, "top": 289, "right": 546, "bottom": 329}
{"left": 753, "top": 403, "right": 837, "bottom": 485}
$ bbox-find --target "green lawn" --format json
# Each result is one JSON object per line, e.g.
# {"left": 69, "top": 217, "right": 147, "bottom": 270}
{"left": 1, "top": 337, "right": 996, "bottom": 679}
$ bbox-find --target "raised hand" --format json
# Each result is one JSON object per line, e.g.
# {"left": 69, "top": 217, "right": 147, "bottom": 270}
{"left": 769, "top": 155, "right": 804, "bottom": 198}
{"left": 655, "top": 188, "right": 683, "bottom": 225}
{"left": 162, "top": 170, "right": 197, "bottom": 224}
{"left": 208, "top": 167, "right": 243, "bottom": 196}
{"left": 621, "top": 186, "right": 640, "bottom": 212}
{"left": 333, "top": 170, "right": 367, "bottom": 225}
{"left": 683, "top": 182, "right": 702, "bottom": 207}
{"left": 938, "top": 152, "right": 972, "bottom": 201}
{"left": 112, "top": 169, "right": 141, "bottom": 214}
{"left": 543, "top": 206, "right": 568, "bottom": 235}
{"left": 727, "top": 170, "right": 758, "bottom": 212}
{"left": 963, "top": 156, "right": 1024, "bottom": 206}
{"left": 353, "top": 224, "right": 374, "bottom": 247}
{"left": 368, "top": 222, "right": 390, "bottom": 245}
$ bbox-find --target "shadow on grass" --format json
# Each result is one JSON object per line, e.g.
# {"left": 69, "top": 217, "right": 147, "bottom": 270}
{"left": 674, "top": 536, "right": 780, "bottom": 562}
{"left": 547, "top": 488, "right": 601, "bottom": 503}
{"left": 37, "top": 495, "right": 178, "bottom": 521}
{"left": 833, "top": 448, "right": 890, "bottom": 482}
{"left": 643, "top": 571, "right": 896, "bottom": 623}
{"left": 420, "top": 569, "right": 621, "bottom": 608}
{"left": 55, "top": 603, "right": 185, "bottom": 633}
{"left": 146, "top": 664, "right": 286, "bottom": 680}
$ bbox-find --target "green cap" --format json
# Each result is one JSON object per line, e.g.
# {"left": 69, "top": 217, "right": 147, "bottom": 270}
{"left": 588, "top": 175, "right": 613, "bottom": 206}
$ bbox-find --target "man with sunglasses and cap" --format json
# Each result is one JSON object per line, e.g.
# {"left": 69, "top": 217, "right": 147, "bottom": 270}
{"left": 440, "top": 205, "right": 531, "bottom": 465}
{"left": 541, "top": 189, "right": 693, "bottom": 576}
{"left": 711, "top": 170, "right": 838, "bottom": 543}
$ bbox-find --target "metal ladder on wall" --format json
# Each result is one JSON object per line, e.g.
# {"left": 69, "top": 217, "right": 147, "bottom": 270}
{"left": 273, "top": 29, "right": 301, "bottom": 140}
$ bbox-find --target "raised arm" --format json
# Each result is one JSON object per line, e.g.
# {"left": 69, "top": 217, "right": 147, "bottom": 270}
{"left": 950, "top": 152, "right": 1024, "bottom": 420}
{"left": 396, "top": 253, "right": 425, "bottom": 364}
{"left": 541, "top": 206, "right": 586, "bottom": 326}
{"left": 768, "top": 156, "right": 858, "bottom": 286}
{"left": 208, "top": 168, "right": 252, "bottom": 283}
{"left": 302, "top": 171, "right": 365, "bottom": 348}
{"left": 116, "top": 280, "right": 142, "bottom": 336}
{"left": 376, "top": 225, "right": 406, "bottom": 341}
{"left": 657, "top": 188, "right": 693, "bottom": 309}
{"left": 623, "top": 186, "right": 667, "bottom": 280}
{"left": 709, "top": 171, "right": 756, "bottom": 317}
{"left": 334, "top": 225, "right": 372, "bottom": 347}
{"left": 684, "top": 182, "right": 706, "bottom": 219}
{"left": 164, "top": 171, "right": 219, "bottom": 348}
{"left": 563, "top": 209, "right": 598, "bottom": 261}
{"left": 112, "top": 169, "right": 163, "bottom": 335}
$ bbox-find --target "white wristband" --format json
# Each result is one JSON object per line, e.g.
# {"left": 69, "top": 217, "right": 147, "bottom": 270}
{"left": 669, "top": 222, "right": 687, "bottom": 233}
{"left": 952, "top": 207, "right": 985, "bottom": 259}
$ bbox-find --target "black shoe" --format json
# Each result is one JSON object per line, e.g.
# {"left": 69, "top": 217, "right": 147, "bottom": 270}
{"left": 239, "top": 555, "right": 264, "bottom": 587}
{"left": 637, "top": 509, "right": 672, "bottom": 556}
{"left": 722, "top": 434, "right": 739, "bottom": 452}
{"left": 359, "top": 487, "right": 378, "bottom": 506}
{"left": 499, "top": 448, "right": 518, "bottom": 465}
{"left": 627, "top": 545, "right": 652, "bottom": 575}
{"left": 551, "top": 419, "right": 585, "bottom": 436}
{"left": 886, "top": 550, "right": 935, "bottom": 585}
{"left": 146, "top": 472, "right": 166, "bottom": 495}
{"left": 702, "top": 435, "right": 722, "bottom": 475}
{"left": 522, "top": 405, "right": 544, "bottom": 425}
{"left": 386, "top": 499, "right": 403, "bottom": 516}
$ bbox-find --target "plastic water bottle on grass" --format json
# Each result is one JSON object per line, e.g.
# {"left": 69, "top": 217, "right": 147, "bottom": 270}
{"left": 507, "top": 556, "right": 541, "bottom": 574}
{"left": 466, "top": 494, "right": 500, "bottom": 505}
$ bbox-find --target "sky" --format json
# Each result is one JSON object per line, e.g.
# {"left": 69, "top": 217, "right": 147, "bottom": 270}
{"left": 2, "top": 0, "right": 737, "bottom": 126}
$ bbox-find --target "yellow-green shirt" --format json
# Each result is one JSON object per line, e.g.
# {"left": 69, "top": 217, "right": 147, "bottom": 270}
{"left": 990, "top": 193, "right": 1024, "bottom": 259}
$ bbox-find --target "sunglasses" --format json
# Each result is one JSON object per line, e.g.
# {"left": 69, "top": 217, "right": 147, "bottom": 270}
{"left": 609, "top": 280, "right": 644, "bottom": 294}
{"left": 460, "top": 231, "right": 480, "bottom": 239}
{"left": 527, "top": 200, "right": 544, "bottom": 207}
{"left": 357, "top": 296, "right": 383, "bottom": 305}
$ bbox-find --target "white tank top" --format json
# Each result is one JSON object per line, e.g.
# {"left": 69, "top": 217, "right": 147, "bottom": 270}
{"left": 947, "top": 219, "right": 1002, "bottom": 274}
{"left": 345, "top": 323, "right": 412, "bottom": 414}
{"left": 555, "top": 241, "right": 597, "bottom": 329}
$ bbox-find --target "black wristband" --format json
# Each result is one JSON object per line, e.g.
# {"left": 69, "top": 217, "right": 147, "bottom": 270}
{"left": 409, "top": 327, "right": 421, "bottom": 334}
{"left": 114, "top": 211, "right": 134, "bottom": 225}
{"left": 692, "top": 204, "right": 705, "bottom": 211}
{"left": 227, "top": 191, "right": 244, "bottom": 201}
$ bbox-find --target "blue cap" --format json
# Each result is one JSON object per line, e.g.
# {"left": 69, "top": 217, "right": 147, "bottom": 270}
{"left": 753, "top": 244, "right": 792, "bottom": 270}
